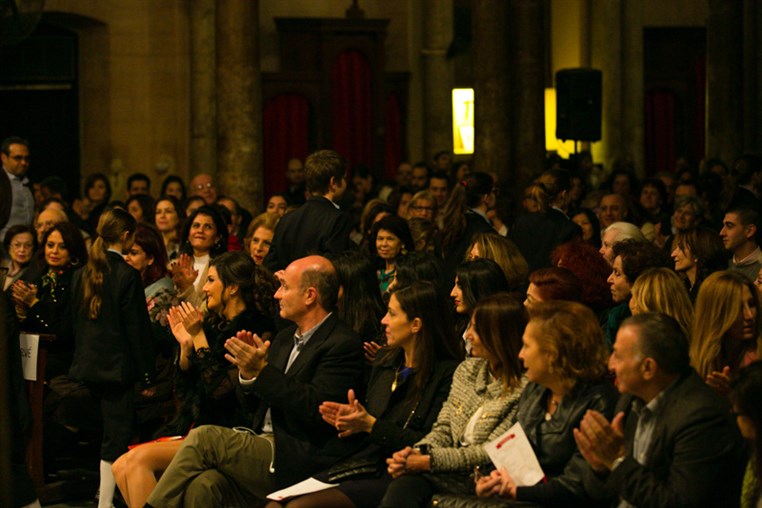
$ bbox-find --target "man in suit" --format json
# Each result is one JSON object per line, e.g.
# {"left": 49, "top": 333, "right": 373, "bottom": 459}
{"left": 574, "top": 313, "right": 746, "bottom": 507}
{"left": 265, "top": 150, "right": 352, "bottom": 272}
{"left": 147, "top": 255, "right": 364, "bottom": 507}
{"left": 0, "top": 137, "right": 34, "bottom": 242}
{"left": 721, "top": 206, "right": 762, "bottom": 282}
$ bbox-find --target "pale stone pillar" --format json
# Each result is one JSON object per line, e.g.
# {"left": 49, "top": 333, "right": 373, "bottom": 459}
{"left": 190, "top": 0, "right": 217, "bottom": 177}
{"left": 472, "top": 0, "right": 511, "bottom": 180}
{"left": 510, "top": 0, "right": 546, "bottom": 193}
{"left": 706, "top": 0, "right": 743, "bottom": 161}
{"left": 421, "top": 0, "right": 453, "bottom": 161}
{"left": 590, "top": 0, "right": 622, "bottom": 171}
{"left": 622, "top": 0, "right": 644, "bottom": 176}
{"left": 215, "top": 0, "right": 262, "bottom": 212}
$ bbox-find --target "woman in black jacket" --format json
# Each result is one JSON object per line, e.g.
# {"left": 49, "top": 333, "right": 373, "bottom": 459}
{"left": 11, "top": 221, "right": 88, "bottom": 379}
{"left": 473, "top": 300, "right": 617, "bottom": 507}
{"left": 266, "top": 281, "right": 464, "bottom": 508}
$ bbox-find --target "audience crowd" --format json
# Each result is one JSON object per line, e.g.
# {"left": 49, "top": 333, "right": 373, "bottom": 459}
{"left": 3, "top": 136, "right": 762, "bottom": 507}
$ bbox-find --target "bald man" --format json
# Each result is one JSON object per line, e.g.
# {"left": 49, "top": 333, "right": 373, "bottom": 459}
{"left": 148, "top": 255, "right": 364, "bottom": 507}
{"left": 189, "top": 173, "right": 218, "bottom": 205}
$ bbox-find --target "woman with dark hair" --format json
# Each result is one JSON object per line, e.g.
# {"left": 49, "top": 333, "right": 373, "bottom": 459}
{"left": 2, "top": 224, "right": 36, "bottom": 290}
{"left": 11, "top": 222, "right": 88, "bottom": 378}
{"left": 66, "top": 209, "right": 154, "bottom": 508}
{"left": 730, "top": 362, "right": 762, "bottom": 508}
{"left": 510, "top": 169, "right": 581, "bottom": 272}
{"left": 267, "top": 282, "right": 463, "bottom": 508}
{"left": 113, "top": 251, "right": 276, "bottom": 508}
{"left": 392, "top": 252, "right": 443, "bottom": 293}
{"left": 606, "top": 240, "right": 672, "bottom": 347}
{"left": 672, "top": 226, "right": 728, "bottom": 300}
{"left": 474, "top": 300, "right": 616, "bottom": 507}
{"left": 160, "top": 175, "right": 187, "bottom": 204}
{"left": 439, "top": 172, "right": 496, "bottom": 280}
{"left": 172, "top": 205, "right": 229, "bottom": 306}
{"left": 360, "top": 199, "right": 394, "bottom": 250}
{"left": 370, "top": 215, "right": 414, "bottom": 293}
{"left": 330, "top": 251, "right": 387, "bottom": 364}
{"left": 73, "top": 172, "right": 112, "bottom": 232}
{"left": 126, "top": 193, "right": 156, "bottom": 223}
{"left": 380, "top": 293, "right": 527, "bottom": 507}
{"left": 450, "top": 259, "right": 510, "bottom": 349}
{"left": 551, "top": 240, "right": 613, "bottom": 315}
{"left": 124, "top": 223, "right": 176, "bottom": 348}
{"left": 184, "top": 196, "right": 206, "bottom": 217}
{"left": 571, "top": 208, "right": 602, "bottom": 248}
{"left": 153, "top": 195, "right": 186, "bottom": 260}
{"left": 524, "top": 267, "right": 582, "bottom": 308}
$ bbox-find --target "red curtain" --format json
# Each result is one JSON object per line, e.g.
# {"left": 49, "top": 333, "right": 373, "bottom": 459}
{"left": 384, "top": 93, "right": 402, "bottom": 180}
{"left": 645, "top": 90, "right": 677, "bottom": 176}
{"left": 694, "top": 53, "right": 706, "bottom": 163}
{"left": 331, "top": 50, "right": 371, "bottom": 168}
{"left": 263, "top": 94, "right": 310, "bottom": 203}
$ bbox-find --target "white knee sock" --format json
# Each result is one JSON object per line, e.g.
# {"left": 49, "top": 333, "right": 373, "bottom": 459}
{"left": 98, "top": 459, "right": 116, "bottom": 508}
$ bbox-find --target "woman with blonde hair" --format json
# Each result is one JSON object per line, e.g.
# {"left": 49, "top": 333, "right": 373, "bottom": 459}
{"left": 67, "top": 208, "right": 156, "bottom": 508}
{"left": 629, "top": 267, "right": 694, "bottom": 340}
{"left": 244, "top": 212, "right": 279, "bottom": 266}
{"left": 468, "top": 232, "right": 529, "bottom": 293}
{"left": 692, "top": 270, "right": 762, "bottom": 395}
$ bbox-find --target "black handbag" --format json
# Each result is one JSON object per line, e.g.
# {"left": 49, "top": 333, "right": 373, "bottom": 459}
{"left": 326, "top": 455, "right": 386, "bottom": 482}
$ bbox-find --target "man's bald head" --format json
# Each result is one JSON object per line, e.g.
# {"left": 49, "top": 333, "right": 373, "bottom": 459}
{"left": 35, "top": 208, "right": 68, "bottom": 242}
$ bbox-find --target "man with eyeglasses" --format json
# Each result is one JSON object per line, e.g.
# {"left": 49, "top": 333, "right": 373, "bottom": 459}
{"left": 0, "top": 136, "right": 35, "bottom": 242}
{"left": 189, "top": 173, "right": 219, "bottom": 205}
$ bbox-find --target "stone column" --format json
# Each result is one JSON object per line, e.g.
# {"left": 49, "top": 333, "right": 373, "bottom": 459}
{"left": 590, "top": 0, "right": 622, "bottom": 170}
{"left": 421, "top": 0, "right": 453, "bottom": 161}
{"left": 744, "top": 0, "right": 762, "bottom": 152}
{"left": 622, "top": 0, "right": 644, "bottom": 176}
{"left": 472, "top": 0, "right": 511, "bottom": 182}
{"left": 509, "top": 0, "right": 546, "bottom": 194}
{"left": 706, "top": 0, "right": 743, "bottom": 161}
{"left": 190, "top": 0, "right": 216, "bottom": 177}
{"left": 215, "top": 0, "right": 262, "bottom": 212}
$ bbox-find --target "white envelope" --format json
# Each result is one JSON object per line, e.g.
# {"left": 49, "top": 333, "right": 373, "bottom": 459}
{"left": 483, "top": 422, "right": 545, "bottom": 486}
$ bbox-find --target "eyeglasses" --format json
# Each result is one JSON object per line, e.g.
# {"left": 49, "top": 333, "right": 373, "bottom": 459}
{"left": 194, "top": 183, "right": 215, "bottom": 190}
{"left": 11, "top": 242, "right": 33, "bottom": 249}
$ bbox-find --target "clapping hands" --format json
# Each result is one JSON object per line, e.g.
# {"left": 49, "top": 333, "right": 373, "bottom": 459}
{"left": 319, "top": 389, "right": 376, "bottom": 437}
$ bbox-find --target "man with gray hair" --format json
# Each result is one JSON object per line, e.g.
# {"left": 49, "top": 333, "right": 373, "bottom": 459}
{"left": 574, "top": 313, "right": 745, "bottom": 507}
{"left": 599, "top": 222, "right": 646, "bottom": 265}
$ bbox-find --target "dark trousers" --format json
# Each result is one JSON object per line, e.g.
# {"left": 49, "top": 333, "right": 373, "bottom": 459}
{"left": 379, "top": 474, "right": 436, "bottom": 508}
{"left": 88, "top": 383, "right": 135, "bottom": 461}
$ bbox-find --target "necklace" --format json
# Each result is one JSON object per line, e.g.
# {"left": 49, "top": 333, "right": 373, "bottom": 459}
{"left": 544, "top": 398, "right": 560, "bottom": 421}
{"left": 391, "top": 365, "right": 414, "bottom": 392}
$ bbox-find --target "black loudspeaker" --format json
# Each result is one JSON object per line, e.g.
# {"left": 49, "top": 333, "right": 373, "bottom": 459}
{"left": 556, "top": 68, "right": 602, "bottom": 142}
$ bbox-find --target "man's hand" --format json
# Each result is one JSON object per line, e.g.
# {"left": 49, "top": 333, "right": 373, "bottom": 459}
{"left": 224, "top": 330, "right": 270, "bottom": 380}
{"left": 574, "top": 410, "right": 626, "bottom": 472}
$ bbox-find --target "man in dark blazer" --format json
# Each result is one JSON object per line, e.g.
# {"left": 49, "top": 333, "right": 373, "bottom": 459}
{"left": 264, "top": 150, "right": 353, "bottom": 272}
{"left": 574, "top": 313, "right": 746, "bottom": 507}
{"left": 147, "top": 255, "right": 364, "bottom": 507}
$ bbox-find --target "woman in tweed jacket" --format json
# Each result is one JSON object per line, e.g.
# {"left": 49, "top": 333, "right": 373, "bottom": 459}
{"left": 380, "top": 293, "right": 528, "bottom": 507}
